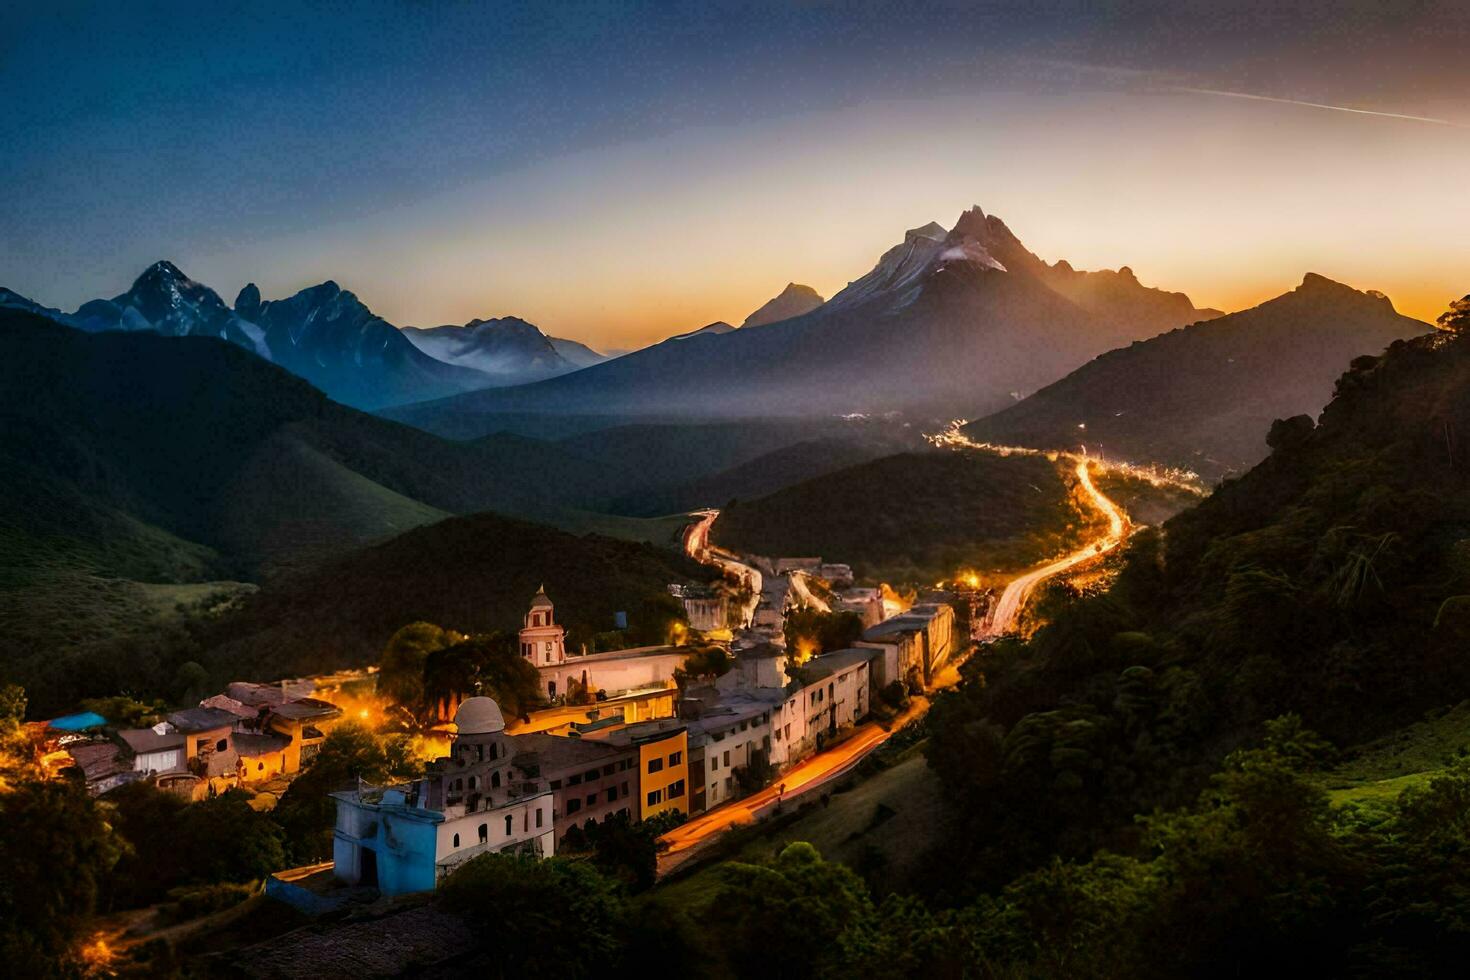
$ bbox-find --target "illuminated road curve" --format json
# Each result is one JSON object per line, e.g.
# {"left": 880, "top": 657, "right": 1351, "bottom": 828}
{"left": 657, "top": 697, "right": 930, "bottom": 877}
{"left": 683, "top": 509, "right": 762, "bottom": 628}
{"left": 979, "top": 456, "right": 1127, "bottom": 638}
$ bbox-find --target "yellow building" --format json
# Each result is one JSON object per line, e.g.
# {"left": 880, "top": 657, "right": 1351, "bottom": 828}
{"left": 586, "top": 720, "right": 689, "bottom": 820}
{"left": 635, "top": 726, "right": 688, "bottom": 820}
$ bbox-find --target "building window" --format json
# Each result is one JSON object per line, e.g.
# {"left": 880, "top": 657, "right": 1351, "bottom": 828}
{"left": 216, "top": 738, "right": 228, "bottom": 752}
{"left": 669, "top": 751, "right": 682, "bottom": 765}
{"left": 710, "top": 757, "right": 718, "bottom": 772}
{"left": 723, "top": 751, "right": 730, "bottom": 767}
{"left": 647, "top": 789, "right": 663, "bottom": 807}
{"left": 739, "top": 721, "right": 747, "bottom": 732}
{"left": 668, "top": 779, "right": 685, "bottom": 799}
{"left": 647, "top": 757, "right": 663, "bottom": 774}
{"left": 621, "top": 782, "right": 629, "bottom": 798}
{"left": 550, "top": 779, "right": 562, "bottom": 790}
{"left": 452, "top": 833, "right": 460, "bottom": 848}
{"left": 567, "top": 798, "right": 582, "bottom": 814}
{"left": 586, "top": 793, "right": 597, "bottom": 807}
{"left": 583, "top": 768, "right": 600, "bottom": 781}
{"left": 605, "top": 788, "right": 617, "bottom": 803}
{"left": 469, "top": 776, "right": 479, "bottom": 790}
{"left": 535, "top": 808, "right": 544, "bottom": 828}
{"left": 602, "top": 764, "right": 615, "bottom": 776}
{"left": 504, "top": 815, "right": 513, "bottom": 836}
{"left": 569, "top": 773, "right": 582, "bottom": 786}
{"left": 479, "top": 823, "right": 488, "bottom": 843}
{"left": 492, "top": 771, "right": 501, "bottom": 788}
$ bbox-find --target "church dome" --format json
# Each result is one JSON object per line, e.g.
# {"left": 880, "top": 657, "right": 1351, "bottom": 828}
{"left": 529, "top": 585, "right": 554, "bottom": 609}
{"left": 453, "top": 696, "right": 506, "bottom": 736}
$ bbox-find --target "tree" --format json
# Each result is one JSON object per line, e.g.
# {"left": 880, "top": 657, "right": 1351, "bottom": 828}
{"left": 172, "top": 661, "right": 210, "bottom": 705}
{"left": 626, "top": 592, "right": 689, "bottom": 647}
{"left": 274, "top": 722, "right": 418, "bottom": 861}
{"left": 438, "top": 853, "right": 627, "bottom": 977}
{"left": 0, "top": 779, "right": 119, "bottom": 974}
{"left": 378, "top": 621, "right": 465, "bottom": 725}
{"left": 784, "top": 609, "right": 863, "bottom": 667}
{"left": 712, "top": 842, "right": 875, "bottom": 978}
{"left": 1436, "top": 294, "right": 1470, "bottom": 334}
{"left": 424, "top": 633, "right": 543, "bottom": 722}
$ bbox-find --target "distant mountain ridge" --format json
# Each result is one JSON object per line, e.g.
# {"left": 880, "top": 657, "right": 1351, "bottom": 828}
{"left": 4, "top": 264, "right": 606, "bottom": 409}
{"left": 963, "top": 273, "right": 1430, "bottom": 478}
{"left": 388, "top": 205, "right": 1221, "bottom": 429}
{"left": 401, "top": 316, "right": 597, "bottom": 383}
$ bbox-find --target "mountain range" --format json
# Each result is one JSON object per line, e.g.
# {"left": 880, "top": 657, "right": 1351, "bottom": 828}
{"left": 1, "top": 263, "right": 610, "bottom": 410}
{"left": 964, "top": 273, "right": 1430, "bottom": 478}
{"left": 387, "top": 206, "right": 1221, "bottom": 431}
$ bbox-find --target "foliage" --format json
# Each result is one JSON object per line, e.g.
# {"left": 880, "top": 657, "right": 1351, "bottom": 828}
{"left": 377, "top": 621, "right": 466, "bottom": 724}
{"left": 423, "top": 632, "right": 543, "bottom": 722}
{"left": 1436, "top": 293, "right": 1470, "bottom": 334}
{"left": 438, "top": 853, "right": 627, "bottom": 977}
{"left": 713, "top": 450, "right": 1097, "bottom": 583}
{"left": 273, "top": 722, "right": 419, "bottom": 862}
{"left": 0, "top": 778, "right": 119, "bottom": 975}
{"left": 105, "top": 783, "right": 284, "bottom": 907}
{"left": 784, "top": 608, "right": 863, "bottom": 665}
{"left": 78, "top": 695, "right": 167, "bottom": 729}
{"left": 625, "top": 592, "right": 689, "bottom": 647}
{"left": 673, "top": 644, "right": 732, "bottom": 691}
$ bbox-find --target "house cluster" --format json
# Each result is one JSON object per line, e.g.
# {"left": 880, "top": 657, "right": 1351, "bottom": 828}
{"left": 52, "top": 681, "right": 344, "bottom": 801}
{"left": 333, "top": 582, "right": 952, "bottom": 896}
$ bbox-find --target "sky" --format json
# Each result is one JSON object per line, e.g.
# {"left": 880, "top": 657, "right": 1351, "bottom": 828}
{"left": 3, "top": 1, "right": 1468, "bottom": 349}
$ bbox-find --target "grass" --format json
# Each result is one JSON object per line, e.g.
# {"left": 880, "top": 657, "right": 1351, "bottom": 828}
{"left": 1320, "top": 700, "right": 1470, "bottom": 806}
{"left": 656, "top": 742, "right": 943, "bottom": 909}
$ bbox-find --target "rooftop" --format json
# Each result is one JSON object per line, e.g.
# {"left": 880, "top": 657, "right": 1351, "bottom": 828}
{"left": 118, "top": 725, "right": 186, "bottom": 754}
{"left": 166, "top": 706, "right": 240, "bottom": 733}
{"left": 201, "top": 694, "right": 259, "bottom": 720}
{"left": 797, "top": 647, "right": 878, "bottom": 681}
{"left": 66, "top": 741, "right": 126, "bottom": 781}
{"left": 270, "top": 698, "right": 344, "bottom": 723}
{"left": 512, "top": 732, "right": 633, "bottom": 773}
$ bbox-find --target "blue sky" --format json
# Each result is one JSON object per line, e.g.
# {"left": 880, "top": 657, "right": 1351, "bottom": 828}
{"left": 4, "top": 1, "right": 1467, "bottom": 345}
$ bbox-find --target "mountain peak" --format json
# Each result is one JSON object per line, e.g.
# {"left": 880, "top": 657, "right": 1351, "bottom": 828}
{"left": 948, "top": 205, "right": 990, "bottom": 241}
{"left": 1295, "top": 272, "right": 1394, "bottom": 310}
{"left": 742, "top": 283, "right": 826, "bottom": 328}
{"left": 235, "top": 283, "right": 262, "bottom": 319}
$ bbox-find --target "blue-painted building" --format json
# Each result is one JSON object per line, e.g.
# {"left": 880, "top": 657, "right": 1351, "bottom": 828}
{"left": 332, "top": 697, "right": 555, "bottom": 896}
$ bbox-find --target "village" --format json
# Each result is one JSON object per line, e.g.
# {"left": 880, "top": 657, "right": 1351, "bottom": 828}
{"left": 33, "top": 531, "right": 980, "bottom": 912}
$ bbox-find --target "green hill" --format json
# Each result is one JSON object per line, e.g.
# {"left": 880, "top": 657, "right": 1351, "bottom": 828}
{"left": 965, "top": 274, "right": 1428, "bottom": 479}
{"left": 0, "top": 312, "right": 682, "bottom": 709}
{"left": 711, "top": 450, "right": 1100, "bottom": 583}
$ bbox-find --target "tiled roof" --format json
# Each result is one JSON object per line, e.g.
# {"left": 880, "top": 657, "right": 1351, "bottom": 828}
{"left": 167, "top": 706, "right": 241, "bottom": 733}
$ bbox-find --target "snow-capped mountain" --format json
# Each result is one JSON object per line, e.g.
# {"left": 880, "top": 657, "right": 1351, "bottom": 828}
{"left": 401, "top": 316, "right": 586, "bottom": 382}
{"left": 67, "top": 260, "right": 268, "bottom": 355}
{"left": 387, "top": 205, "right": 1219, "bottom": 427}
{"left": 742, "top": 283, "right": 825, "bottom": 328}
{"left": 15, "top": 262, "right": 497, "bottom": 410}
{"left": 240, "top": 280, "right": 493, "bottom": 409}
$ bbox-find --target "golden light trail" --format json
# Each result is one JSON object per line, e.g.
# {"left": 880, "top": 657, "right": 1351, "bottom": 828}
{"left": 926, "top": 420, "right": 1209, "bottom": 496}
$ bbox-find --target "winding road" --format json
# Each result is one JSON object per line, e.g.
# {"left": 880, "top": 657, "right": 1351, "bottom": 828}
{"left": 978, "top": 455, "right": 1127, "bottom": 637}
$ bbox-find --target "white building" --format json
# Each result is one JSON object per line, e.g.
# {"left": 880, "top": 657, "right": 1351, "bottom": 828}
{"left": 517, "top": 588, "right": 690, "bottom": 700}
{"left": 332, "top": 697, "right": 555, "bottom": 896}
